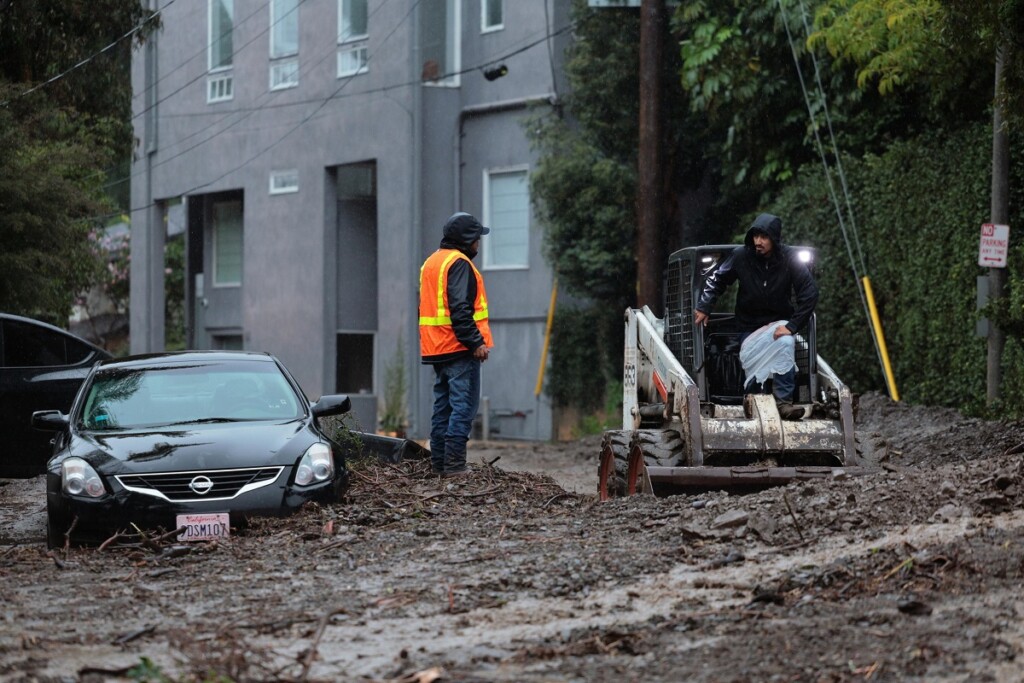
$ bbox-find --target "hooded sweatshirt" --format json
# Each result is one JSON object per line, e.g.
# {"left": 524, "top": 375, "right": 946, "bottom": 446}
{"left": 696, "top": 213, "right": 819, "bottom": 334}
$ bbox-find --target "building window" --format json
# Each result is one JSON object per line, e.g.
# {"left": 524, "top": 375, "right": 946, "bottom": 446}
{"left": 270, "top": 0, "right": 299, "bottom": 88}
{"left": 212, "top": 334, "right": 244, "bottom": 350}
{"left": 483, "top": 167, "right": 530, "bottom": 269}
{"left": 269, "top": 169, "right": 299, "bottom": 195}
{"left": 212, "top": 199, "right": 243, "bottom": 286}
{"left": 481, "top": 0, "right": 502, "bottom": 32}
{"left": 209, "top": 0, "right": 234, "bottom": 71}
{"left": 337, "top": 0, "right": 368, "bottom": 77}
{"left": 207, "top": 73, "right": 233, "bottom": 103}
{"left": 270, "top": 0, "right": 299, "bottom": 58}
{"left": 337, "top": 45, "right": 368, "bottom": 77}
{"left": 336, "top": 333, "right": 374, "bottom": 395}
{"left": 270, "top": 60, "right": 299, "bottom": 89}
{"left": 338, "top": 0, "right": 367, "bottom": 41}
{"left": 420, "top": 0, "right": 459, "bottom": 85}
{"left": 208, "top": 0, "right": 234, "bottom": 103}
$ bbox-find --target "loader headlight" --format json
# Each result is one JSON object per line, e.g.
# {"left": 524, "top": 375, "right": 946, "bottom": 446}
{"left": 797, "top": 249, "right": 812, "bottom": 264}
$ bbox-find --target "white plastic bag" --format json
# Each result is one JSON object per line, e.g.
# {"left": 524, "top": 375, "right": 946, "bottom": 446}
{"left": 739, "top": 320, "right": 797, "bottom": 386}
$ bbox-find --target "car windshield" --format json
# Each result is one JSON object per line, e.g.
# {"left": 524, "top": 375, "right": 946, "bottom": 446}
{"left": 79, "top": 360, "right": 304, "bottom": 430}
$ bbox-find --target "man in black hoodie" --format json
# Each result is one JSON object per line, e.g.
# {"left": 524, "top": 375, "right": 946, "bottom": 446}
{"left": 694, "top": 213, "right": 818, "bottom": 418}
{"left": 418, "top": 213, "right": 495, "bottom": 477}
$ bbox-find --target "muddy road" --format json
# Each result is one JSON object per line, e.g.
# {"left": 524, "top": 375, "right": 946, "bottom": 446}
{"left": 2, "top": 393, "right": 1023, "bottom": 682}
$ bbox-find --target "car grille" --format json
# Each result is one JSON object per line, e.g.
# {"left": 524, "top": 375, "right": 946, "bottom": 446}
{"left": 114, "top": 467, "right": 284, "bottom": 502}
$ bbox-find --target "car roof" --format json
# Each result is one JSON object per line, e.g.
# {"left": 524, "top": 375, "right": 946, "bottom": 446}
{"left": 95, "top": 350, "right": 277, "bottom": 370}
{"left": 0, "top": 312, "right": 112, "bottom": 357}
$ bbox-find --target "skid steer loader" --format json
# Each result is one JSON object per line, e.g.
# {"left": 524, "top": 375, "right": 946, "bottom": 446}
{"left": 598, "top": 245, "right": 867, "bottom": 499}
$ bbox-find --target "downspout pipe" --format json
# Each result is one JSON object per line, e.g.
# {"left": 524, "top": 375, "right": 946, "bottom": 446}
{"left": 452, "top": 94, "right": 558, "bottom": 209}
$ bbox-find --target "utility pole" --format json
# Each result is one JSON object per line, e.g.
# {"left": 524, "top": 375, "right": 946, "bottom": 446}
{"left": 987, "top": 45, "right": 1009, "bottom": 404}
{"left": 637, "top": 0, "right": 664, "bottom": 315}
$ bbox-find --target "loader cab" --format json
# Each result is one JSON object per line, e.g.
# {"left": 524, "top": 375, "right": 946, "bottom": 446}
{"left": 663, "top": 245, "right": 819, "bottom": 407}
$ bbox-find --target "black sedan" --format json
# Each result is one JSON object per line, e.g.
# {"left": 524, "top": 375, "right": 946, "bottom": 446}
{"left": 33, "top": 351, "right": 353, "bottom": 548}
{"left": 0, "top": 313, "right": 111, "bottom": 477}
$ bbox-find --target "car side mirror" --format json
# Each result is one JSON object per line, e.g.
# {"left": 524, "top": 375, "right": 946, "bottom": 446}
{"left": 32, "top": 410, "right": 69, "bottom": 432}
{"left": 311, "top": 394, "right": 351, "bottom": 418}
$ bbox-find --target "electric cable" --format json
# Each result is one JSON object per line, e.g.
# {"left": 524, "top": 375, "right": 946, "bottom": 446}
{"left": 0, "top": 0, "right": 175, "bottom": 107}
{"left": 776, "top": 0, "right": 887, "bottom": 386}
{"left": 98, "top": 17, "right": 573, "bottom": 216}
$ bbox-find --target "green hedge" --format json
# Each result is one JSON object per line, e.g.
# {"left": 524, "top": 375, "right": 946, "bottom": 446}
{"left": 767, "top": 121, "right": 1024, "bottom": 417}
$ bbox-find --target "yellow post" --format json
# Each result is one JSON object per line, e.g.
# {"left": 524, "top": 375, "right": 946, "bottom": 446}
{"left": 535, "top": 277, "right": 558, "bottom": 397}
{"left": 862, "top": 275, "right": 900, "bottom": 401}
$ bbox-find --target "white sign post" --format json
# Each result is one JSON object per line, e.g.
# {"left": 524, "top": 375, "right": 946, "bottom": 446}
{"left": 978, "top": 223, "right": 1009, "bottom": 268}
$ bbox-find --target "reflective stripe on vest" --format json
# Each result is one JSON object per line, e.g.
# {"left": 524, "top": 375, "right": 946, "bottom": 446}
{"left": 418, "top": 249, "right": 492, "bottom": 357}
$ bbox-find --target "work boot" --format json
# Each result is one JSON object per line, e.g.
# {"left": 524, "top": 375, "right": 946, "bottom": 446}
{"left": 777, "top": 400, "right": 804, "bottom": 421}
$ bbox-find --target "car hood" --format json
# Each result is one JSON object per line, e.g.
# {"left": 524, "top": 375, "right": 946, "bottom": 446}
{"left": 66, "top": 420, "right": 316, "bottom": 474}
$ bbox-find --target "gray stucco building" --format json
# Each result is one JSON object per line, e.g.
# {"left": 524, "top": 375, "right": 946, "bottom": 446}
{"left": 130, "top": 0, "right": 571, "bottom": 440}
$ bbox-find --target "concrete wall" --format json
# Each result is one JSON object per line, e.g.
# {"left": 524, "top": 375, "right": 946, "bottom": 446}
{"left": 132, "top": 0, "right": 569, "bottom": 441}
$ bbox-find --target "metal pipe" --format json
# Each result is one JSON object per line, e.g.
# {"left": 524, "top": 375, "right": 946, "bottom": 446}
{"left": 862, "top": 276, "right": 899, "bottom": 401}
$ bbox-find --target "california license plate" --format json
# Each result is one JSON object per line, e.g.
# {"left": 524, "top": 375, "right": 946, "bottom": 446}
{"left": 176, "top": 512, "right": 230, "bottom": 541}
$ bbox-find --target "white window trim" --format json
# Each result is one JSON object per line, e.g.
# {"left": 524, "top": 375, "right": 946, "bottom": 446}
{"left": 337, "top": 0, "right": 369, "bottom": 44}
{"left": 482, "top": 164, "right": 531, "bottom": 271}
{"left": 481, "top": 0, "right": 503, "bottom": 33}
{"left": 207, "top": 73, "right": 234, "bottom": 103}
{"left": 423, "top": 0, "right": 461, "bottom": 88}
{"left": 337, "top": 45, "right": 369, "bottom": 77}
{"left": 269, "top": 58, "right": 300, "bottom": 90}
{"left": 208, "top": 0, "right": 234, "bottom": 72}
{"left": 269, "top": 0, "right": 300, "bottom": 60}
{"left": 270, "top": 169, "right": 299, "bottom": 195}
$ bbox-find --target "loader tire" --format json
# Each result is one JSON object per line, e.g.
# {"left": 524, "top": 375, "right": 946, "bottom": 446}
{"left": 631, "top": 429, "right": 686, "bottom": 467}
{"left": 598, "top": 430, "right": 630, "bottom": 501}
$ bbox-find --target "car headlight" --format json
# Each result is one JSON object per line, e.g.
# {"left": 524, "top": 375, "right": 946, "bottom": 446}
{"left": 62, "top": 457, "right": 106, "bottom": 498}
{"left": 295, "top": 443, "right": 334, "bottom": 486}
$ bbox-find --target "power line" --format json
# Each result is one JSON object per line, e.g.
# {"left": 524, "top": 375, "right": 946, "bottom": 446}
{"left": 0, "top": 0, "right": 174, "bottom": 107}
{"left": 102, "top": 0, "right": 396, "bottom": 195}
{"left": 104, "top": 16, "right": 572, "bottom": 213}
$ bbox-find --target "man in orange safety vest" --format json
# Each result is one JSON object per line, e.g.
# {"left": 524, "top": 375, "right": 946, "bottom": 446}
{"left": 418, "top": 212, "right": 495, "bottom": 478}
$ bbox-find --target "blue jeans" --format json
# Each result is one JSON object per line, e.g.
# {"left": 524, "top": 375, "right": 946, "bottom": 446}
{"left": 429, "top": 356, "right": 481, "bottom": 474}
{"left": 739, "top": 330, "right": 797, "bottom": 402}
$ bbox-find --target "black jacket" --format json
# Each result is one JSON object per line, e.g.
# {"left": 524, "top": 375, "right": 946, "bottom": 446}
{"left": 421, "top": 239, "right": 485, "bottom": 365}
{"left": 696, "top": 213, "right": 819, "bottom": 334}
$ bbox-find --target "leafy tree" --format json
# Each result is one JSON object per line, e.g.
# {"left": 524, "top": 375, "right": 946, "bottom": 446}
{"left": 0, "top": 0, "right": 156, "bottom": 322}
{"left": 810, "top": 0, "right": 1024, "bottom": 123}
{"left": 673, "top": 0, "right": 989, "bottom": 219}
{"left": 527, "top": 0, "right": 696, "bottom": 407}
{"left": 768, "top": 122, "right": 1024, "bottom": 417}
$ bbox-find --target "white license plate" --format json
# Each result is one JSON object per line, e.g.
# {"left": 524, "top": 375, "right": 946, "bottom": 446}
{"left": 176, "top": 512, "right": 230, "bottom": 541}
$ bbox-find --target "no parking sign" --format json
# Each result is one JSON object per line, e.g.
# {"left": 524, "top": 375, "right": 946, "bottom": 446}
{"left": 978, "top": 223, "right": 1009, "bottom": 268}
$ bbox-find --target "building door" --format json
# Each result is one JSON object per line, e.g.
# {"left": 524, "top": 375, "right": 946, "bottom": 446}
{"left": 335, "top": 163, "right": 378, "bottom": 431}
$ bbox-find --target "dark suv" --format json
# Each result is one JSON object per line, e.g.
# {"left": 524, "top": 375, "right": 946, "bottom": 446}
{"left": 0, "top": 313, "right": 111, "bottom": 477}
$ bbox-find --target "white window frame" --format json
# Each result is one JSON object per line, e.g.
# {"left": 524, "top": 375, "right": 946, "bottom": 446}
{"left": 482, "top": 165, "right": 530, "bottom": 271}
{"left": 269, "top": 169, "right": 299, "bottom": 195}
{"left": 212, "top": 200, "right": 243, "bottom": 287}
{"left": 208, "top": 0, "right": 234, "bottom": 72}
{"left": 481, "top": 0, "right": 503, "bottom": 33}
{"left": 207, "top": 73, "right": 234, "bottom": 103}
{"left": 337, "top": 45, "right": 369, "bottom": 77}
{"left": 337, "top": 0, "right": 368, "bottom": 43}
{"left": 269, "top": 0, "right": 300, "bottom": 59}
{"left": 422, "top": 0, "right": 461, "bottom": 87}
{"left": 269, "top": 59, "right": 300, "bottom": 90}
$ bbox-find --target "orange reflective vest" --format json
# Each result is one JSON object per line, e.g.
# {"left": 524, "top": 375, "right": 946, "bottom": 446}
{"left": 419, "top": 249, "right": 493, "bottom": 358}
